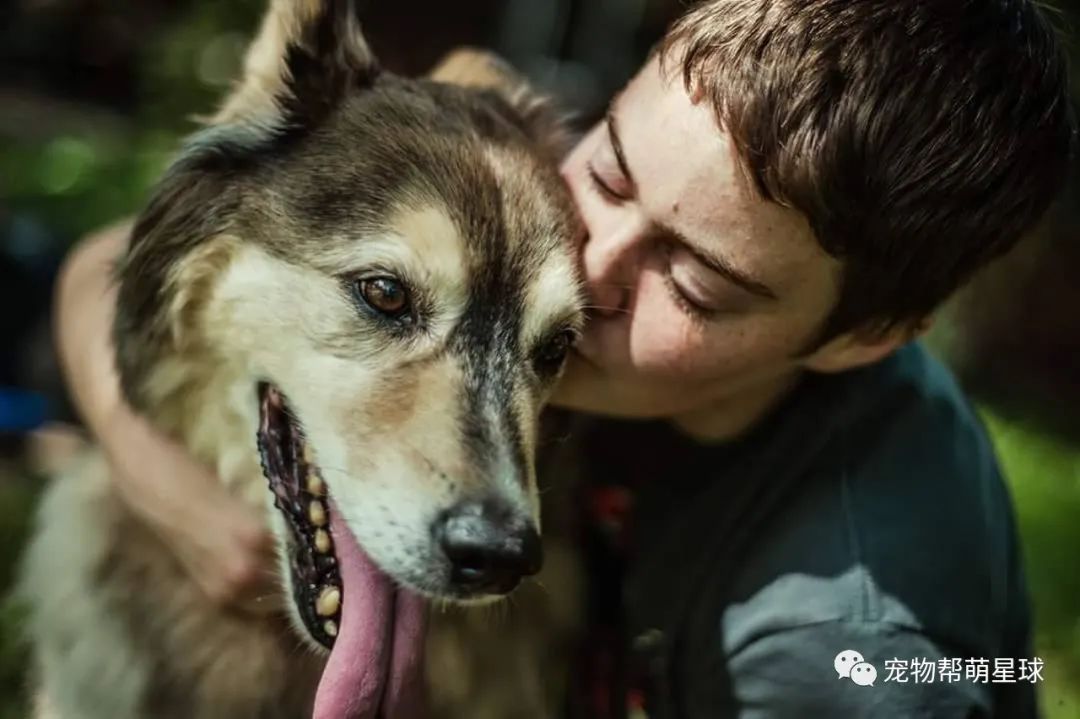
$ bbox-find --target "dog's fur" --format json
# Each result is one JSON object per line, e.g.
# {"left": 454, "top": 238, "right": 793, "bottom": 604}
{"left": 18, "top": 1, "right": 585, "bottom": 716}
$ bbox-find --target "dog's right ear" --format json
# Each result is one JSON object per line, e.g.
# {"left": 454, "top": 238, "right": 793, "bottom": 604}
{"left": 430, "top": 48, "right": 574, "bottom": 164}
{"left": 212, "top": 0, "right": 377, "bottom": 127}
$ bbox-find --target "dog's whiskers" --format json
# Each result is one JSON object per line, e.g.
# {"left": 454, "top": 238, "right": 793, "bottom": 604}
{"left": 527, "top": 575, "right": 550, "bottom": 597}
{"left": 475, "top": 596, "right": 512, "bottom": 628}
{"left": 310, "top": 463, "right": 359, "bottom": 482}
{"left": 398, "top": 436, "right": 442, "bottom": 476}
{"left": 581, "top": 303, "right": 631, "bottom": 315}
{"left": 590, "top": 281, "right": 635, "bottom": 290}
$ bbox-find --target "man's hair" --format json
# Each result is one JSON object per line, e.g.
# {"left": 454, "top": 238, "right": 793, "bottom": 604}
{"left": 662, "top": 0, "right": 1074, "bottom": 342}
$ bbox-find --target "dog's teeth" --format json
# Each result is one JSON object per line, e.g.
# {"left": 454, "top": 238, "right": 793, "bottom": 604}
{"left": 307, "top": 472, "right": 325, "bottom": 497}
{"left": 309, "top": 501, "right": 327, "bottom": 527}
{"left": 323, "top": 620, "right": 338, "bottom": 638}
{"left": 316, "top": 586, "right": 341, "bottom": 617}
{"left": 314, "top": 528, "right": 332, "bottom": 554}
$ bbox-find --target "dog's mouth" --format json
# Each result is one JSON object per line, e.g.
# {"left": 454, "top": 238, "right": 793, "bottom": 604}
{"left": 255, "top": 382, "right": 341, "bottom": 647}
{"left": 255, "top": 382, "right": 428, "bottom": 719}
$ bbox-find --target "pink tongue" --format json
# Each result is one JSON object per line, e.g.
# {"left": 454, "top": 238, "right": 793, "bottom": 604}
{"left": 313, "top": 505, "right": 428, "bottom": 719}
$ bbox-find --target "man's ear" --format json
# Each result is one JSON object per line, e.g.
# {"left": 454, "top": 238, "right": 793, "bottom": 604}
{"left": 429, "top": 48, "right": 573, "bottom": 163}
{"left": 212, "top": 0, "right": 378, "bottom": 127}
{"left": 801, "top": 318, "right": 932, "bottom": 374}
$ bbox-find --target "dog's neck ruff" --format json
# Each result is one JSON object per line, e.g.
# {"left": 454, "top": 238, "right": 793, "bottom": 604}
{"left": 313, "top": 503, "right": 427, "bottom": 719}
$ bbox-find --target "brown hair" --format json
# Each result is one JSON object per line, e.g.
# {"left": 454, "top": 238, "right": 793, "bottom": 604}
{"left": 662, "top": 0, "right": 1074, "bottom": 341}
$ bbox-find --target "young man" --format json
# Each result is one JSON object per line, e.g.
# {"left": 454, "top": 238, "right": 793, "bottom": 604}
{"left": 54, "top": 0, "right": 1072, "bottom": 716}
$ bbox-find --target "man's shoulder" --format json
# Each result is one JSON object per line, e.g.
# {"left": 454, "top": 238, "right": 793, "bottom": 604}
{"left": 839, "top": 342, "right": 998, "bottom": 486}
{"left": 720, "top": 343, "right": 1026, "bottom": 660}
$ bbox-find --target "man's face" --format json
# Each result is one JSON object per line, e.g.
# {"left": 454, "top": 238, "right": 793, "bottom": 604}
{"left": 553, "top": 56, "right": 843, "bottom": 419}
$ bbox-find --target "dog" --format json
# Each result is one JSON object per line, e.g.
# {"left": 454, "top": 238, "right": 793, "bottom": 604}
{"left": 17, "top": 1, "right": 586, "bottom": 716}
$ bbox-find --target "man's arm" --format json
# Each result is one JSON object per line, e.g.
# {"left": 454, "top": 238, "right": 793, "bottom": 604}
{"left": 53, "top": 222, "right": 129, "bottom": 434}
{"left": 683, "top": 620, "right": 1028, "bottom": 718}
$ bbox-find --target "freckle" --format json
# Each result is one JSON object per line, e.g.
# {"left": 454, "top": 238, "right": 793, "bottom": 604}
{"left": 672, "top": 201, "right": 680, "bottom": 214}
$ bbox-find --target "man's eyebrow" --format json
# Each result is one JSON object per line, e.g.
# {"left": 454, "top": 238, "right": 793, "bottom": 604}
{"left": 605, "top": 110, "right": 636, "bottom": 191}
{"left": 659, "top": 224, "right": 778, "bottom": 301}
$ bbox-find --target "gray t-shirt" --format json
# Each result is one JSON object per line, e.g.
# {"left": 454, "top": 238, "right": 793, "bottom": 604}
{"left": 569, "top": 343, "right": 1035, "bottom": 718}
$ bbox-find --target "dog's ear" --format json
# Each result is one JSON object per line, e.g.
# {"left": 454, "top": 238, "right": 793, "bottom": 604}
{"left": 213, "top": 0, "right": 377, "bottom": 127}
{"left": 430, "top": 48, "right": 574, "bottom": 163}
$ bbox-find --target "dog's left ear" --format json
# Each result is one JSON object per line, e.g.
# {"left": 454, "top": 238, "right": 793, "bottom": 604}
{"left": 213, "top": 0, "right": 377, "bottom": 127}
{"left": 430, "top": 48, "right": 574, "bottom": 163}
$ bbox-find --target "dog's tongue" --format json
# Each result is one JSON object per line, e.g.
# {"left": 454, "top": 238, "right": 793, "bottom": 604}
{"left": 313, "top": 505, "right": 427, "bottom": 719}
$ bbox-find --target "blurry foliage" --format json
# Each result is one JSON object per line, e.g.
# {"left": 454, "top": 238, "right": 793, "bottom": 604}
{"left": 1, "top": 0, "right": 263, "bottom": 239}
{"left": 983, "top": 408, "right": 1080, "bottom": 718}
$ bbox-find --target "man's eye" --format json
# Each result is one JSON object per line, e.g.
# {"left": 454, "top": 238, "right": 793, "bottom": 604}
{"left": 354, "top": 276, "right": 412, "bottom": 320}
{"left": 663, "top": 271, "right": 714, "bottom": 320}
{"left": 587, "top": 163, "right": 632, "bottom": 203}
{"left": 662, "top": 245, "right": 719, "bottom": 320}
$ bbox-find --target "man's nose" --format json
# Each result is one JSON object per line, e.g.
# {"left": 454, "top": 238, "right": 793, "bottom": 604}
{"left": 582, "top": 227, "right": 641, "bottom": 318}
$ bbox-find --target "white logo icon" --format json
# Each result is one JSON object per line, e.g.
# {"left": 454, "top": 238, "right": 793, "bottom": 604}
{"left": 835, "top": 650, "right": 877, "bottom": 686}
{"left": 834, "top": 649, "right": 865, "bottom": 679}
{"left": 850, "top": 662, "right": 878, "bottom": 686}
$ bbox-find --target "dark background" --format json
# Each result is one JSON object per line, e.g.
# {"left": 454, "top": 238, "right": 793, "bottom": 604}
{"left": 0, "top": 1, "right": 1077, "bottom": 716}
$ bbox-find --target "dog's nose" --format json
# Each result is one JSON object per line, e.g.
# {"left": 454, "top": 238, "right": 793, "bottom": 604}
{"left": 434, "top": 500, "right": 542, "bottom": 595}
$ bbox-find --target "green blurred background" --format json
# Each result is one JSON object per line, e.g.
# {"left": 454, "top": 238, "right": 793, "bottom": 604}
{"left": 0, "top": 1, "right": 1078, "bottom": 717}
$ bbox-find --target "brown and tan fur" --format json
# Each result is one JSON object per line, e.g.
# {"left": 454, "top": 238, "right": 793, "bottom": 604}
{"left": 18, "top": 1, "right": 584, "bottom": 717}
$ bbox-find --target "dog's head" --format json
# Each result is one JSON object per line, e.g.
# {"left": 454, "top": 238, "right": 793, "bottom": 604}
{"left": 114, "top": 0, "right": 583, "bottom": 659}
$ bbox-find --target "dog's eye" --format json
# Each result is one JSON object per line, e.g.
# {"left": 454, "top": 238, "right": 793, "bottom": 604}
{"left": 533, "top": 330, "right": 575, "bottom": 377}
{"left": 355, "top": 277, "right": 411, "bottom": 320}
